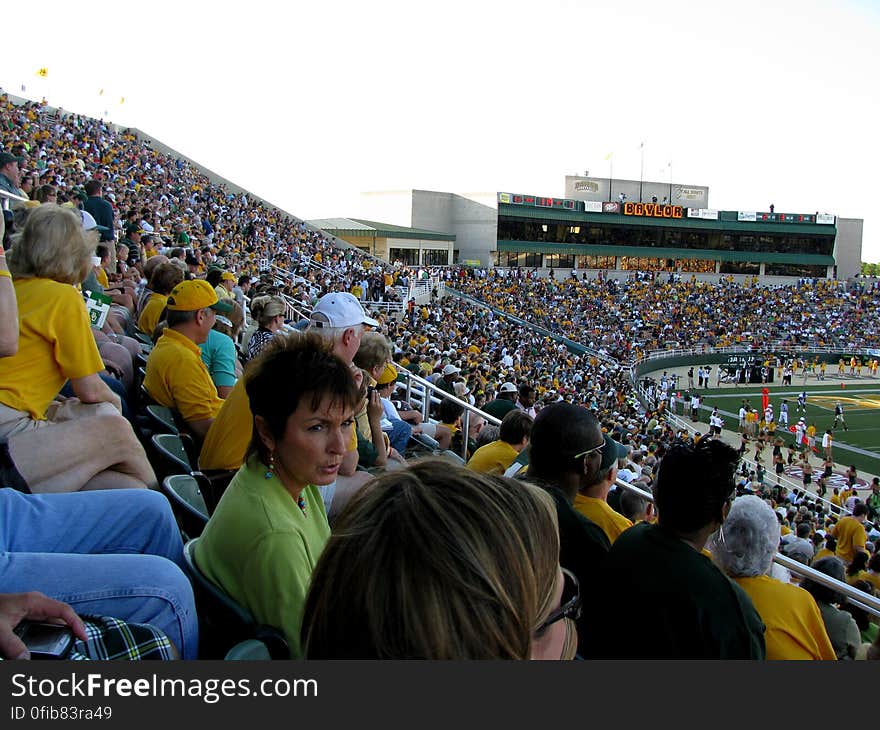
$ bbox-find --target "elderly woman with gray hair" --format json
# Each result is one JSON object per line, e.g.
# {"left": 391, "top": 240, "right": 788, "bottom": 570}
{"left": 711, "top": 495, "right": 836, "bottom": 660}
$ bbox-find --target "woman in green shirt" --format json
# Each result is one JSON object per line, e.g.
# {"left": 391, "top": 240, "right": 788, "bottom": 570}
{"left": 195, "top": 331, "right": 360, "bottom": 657}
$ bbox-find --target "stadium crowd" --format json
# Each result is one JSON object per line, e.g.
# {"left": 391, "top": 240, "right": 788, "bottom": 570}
{"left": 447, "top": 267, "right": 880, "bottom": 357}
{"left": 1, "top": 90, "right": 879, "bottom": 660}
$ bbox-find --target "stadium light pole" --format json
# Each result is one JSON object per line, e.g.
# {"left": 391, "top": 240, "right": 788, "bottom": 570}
{"left": 667, "top": 161, "right": 673, "bottom": 204}
{"left": 608, "top": 155, "right": 614, "bottom": 201}
{"left": 638, "top": 142, "right": 645, "bottom": 202}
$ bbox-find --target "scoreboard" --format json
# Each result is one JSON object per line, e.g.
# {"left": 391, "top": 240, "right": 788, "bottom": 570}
{"left": 498, "top": 192, "right": 576, "bottom": 210}
{"left": 756, "top": 212, "right": 815, "bottom": 223}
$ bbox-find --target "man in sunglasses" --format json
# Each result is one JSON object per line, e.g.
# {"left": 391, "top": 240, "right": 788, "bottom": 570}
{"left": 524, "top": 402, "right": 612, "bottom": 657}
{"left": 583, "top": 438, "right": 766, "bottom": 659}
{"left": 572, "top": 433, "right": 632, "bottom": 545}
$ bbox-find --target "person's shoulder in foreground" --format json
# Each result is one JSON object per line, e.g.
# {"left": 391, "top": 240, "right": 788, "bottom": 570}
{"left": 582, "top": 438, "right": 766, "bottom": 659}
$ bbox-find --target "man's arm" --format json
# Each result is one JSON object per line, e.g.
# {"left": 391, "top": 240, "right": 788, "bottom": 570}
{"left": 69, "top": 373, "right": 122, "bottom": 414}
{"left": 187, "top": 418, "right": 214, "bottom": 442}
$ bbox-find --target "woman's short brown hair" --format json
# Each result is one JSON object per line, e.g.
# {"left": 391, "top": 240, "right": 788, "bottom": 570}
{"left": 301, "top": 460, "right": 560, "bottom": 659}
{"left": 8, "top": 204, "right": 93, "bottom": 284}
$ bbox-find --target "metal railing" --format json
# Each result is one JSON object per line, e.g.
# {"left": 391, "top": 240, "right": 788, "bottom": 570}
{"left": 393, "top": 366, "right": 501, "bottom": 461}
{"left": 362, "top": 300, "right": 405, "bottom": 314}
{"left": 269, "top": 263, "right": 320, "bottom": 293}
{"left": 633, "top": 344, "right": 880, "bottom": 369}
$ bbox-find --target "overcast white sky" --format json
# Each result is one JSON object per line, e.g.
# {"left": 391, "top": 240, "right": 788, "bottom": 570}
{"left": 3, "top": 0, "right": 879, "bottom": 260}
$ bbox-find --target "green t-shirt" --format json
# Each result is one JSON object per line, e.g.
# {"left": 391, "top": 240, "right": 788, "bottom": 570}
{"left": 585, "top": 522, "right": 766, "bottom": 659}
{"left": 195, "top": 457, "right": 331, "bottom": 657}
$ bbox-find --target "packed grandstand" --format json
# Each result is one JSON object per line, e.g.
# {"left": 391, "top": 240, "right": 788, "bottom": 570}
{"left": 1, "top": 90, "right": 879, "bottom": 662}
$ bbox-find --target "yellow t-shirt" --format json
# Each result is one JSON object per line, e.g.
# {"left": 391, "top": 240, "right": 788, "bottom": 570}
{"left": 832, "top": 516, "right": 867, "bottom": 565}
{"left": 846, "top": 570, "right": 871, "bottom": 587}
{"left": 144, "top": 328, "right": 224, "bottom": 425}
{"left": 96, "top": 268, "right": 110, "bottom": 289}
{"left": 465, "top": 440, "right": 519, "bottom": 475}
{"left": 199, "top": 378, "right": 252, "bottom": 471}
{"left": 812, "top": 547, "right": 834, "bottom": 564}
{"left": 137, "top": 293, "right": 168, "bottom": 337}
{"left": 0, "top": 278, "right": 105, "bottom": 419}
{"left": 572, "top": 494, "right": 633, "bottom": 544}
{"left": 734, "top": 575, "right": 835, "bottom": 660}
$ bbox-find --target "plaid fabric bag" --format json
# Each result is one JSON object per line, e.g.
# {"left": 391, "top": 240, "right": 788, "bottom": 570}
{"left": 67, "top": 615, "right": 175, "bottom": 660}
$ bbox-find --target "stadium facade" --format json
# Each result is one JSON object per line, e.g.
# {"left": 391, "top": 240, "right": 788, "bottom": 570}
{"left": 356, "top": 178, "right": 863, "bottom": 281}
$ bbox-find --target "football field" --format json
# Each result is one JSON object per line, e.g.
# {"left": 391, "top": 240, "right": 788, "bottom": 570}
{"left": 691, "top": 381, "right": 880, "bottom": 474}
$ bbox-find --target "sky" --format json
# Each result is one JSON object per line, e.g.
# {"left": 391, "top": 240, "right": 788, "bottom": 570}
{"left": 3, "top": 0, "right": 879, "bottom": 261}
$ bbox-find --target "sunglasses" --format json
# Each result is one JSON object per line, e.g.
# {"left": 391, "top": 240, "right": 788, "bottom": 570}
{"left": 536, "top": 568, "right": 581, "bottom": 634}
{"left": 573, "top": 442, "right": 604, "bottom": 461}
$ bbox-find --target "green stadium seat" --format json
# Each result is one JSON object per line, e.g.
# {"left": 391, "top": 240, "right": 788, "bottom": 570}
{"left": 183, "top": 538, "right": 288, "bottom": 659}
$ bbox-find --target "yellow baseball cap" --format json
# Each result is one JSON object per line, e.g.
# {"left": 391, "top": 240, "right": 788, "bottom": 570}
{"left": 376, "top": 363, "right": 398, "bottom": 386}
{"left": 166, "top": 279, "right": 233, "bottom": 312}
{"left": 221, "top": 271, "right": 236, "bottom": 282}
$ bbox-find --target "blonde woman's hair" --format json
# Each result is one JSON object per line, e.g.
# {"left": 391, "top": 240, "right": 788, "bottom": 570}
{"left": 250, "top": 294, "right": 286, "bottom": 328}
{"left": 352, "top": 331, "right": 392, "bottom": 371}
{"left": 301, "top": 460, "right": 560, "bottom": 659}
{"left": 8, "top": 203, "right": 93, "bottom": 284}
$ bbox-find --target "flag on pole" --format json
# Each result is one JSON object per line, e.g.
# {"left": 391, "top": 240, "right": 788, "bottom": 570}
{"left": 603, "top": 152, "right": 612, "bottom": 161}
{"left": 35, "top": 68, "right": 48, "bottom": 78}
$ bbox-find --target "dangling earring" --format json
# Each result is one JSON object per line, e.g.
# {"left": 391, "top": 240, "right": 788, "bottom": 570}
{"left": 264, "top": 452, "right": 274, "bottom": 480}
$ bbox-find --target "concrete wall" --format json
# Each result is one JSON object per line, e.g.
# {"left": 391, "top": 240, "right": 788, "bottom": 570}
{"left": 565, "top": 175, "right": 710, "bottom": 207}
{"left": 361, "top": 189, "right": 497, "bottom": 267}
{"left": 449, "top": 193, "right": 497, "bottom": 266}
{"left": 834, "top": 217, "right": 864, "bottom": 281}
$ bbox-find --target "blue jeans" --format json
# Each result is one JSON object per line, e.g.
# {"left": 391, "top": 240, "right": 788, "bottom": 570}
{"left": 0, "top": 488, "right": 198, "bottom": 659}
{"left": 386, "top": 418, "right": 413, "bottom": 454}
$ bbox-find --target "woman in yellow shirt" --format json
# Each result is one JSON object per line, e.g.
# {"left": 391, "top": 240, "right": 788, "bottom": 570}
{"left": 846, "top": 552, "right": 871, "bottom": 586}
{"left": 137, "top": 262, "right": 183, "bottom": 338}
{"left": 712, "top": 495, "right": 836, "bottom": 660}
{"left": 0, "top": 205, "right": 156, "bottom": 492}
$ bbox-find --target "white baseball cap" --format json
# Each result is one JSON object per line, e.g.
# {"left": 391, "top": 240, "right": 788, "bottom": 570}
{"left": 308, "top": 291, "right": 379, "bottom": 330}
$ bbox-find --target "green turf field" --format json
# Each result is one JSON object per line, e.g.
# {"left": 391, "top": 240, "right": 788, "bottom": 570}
{"left": 689, "top": 381, "right": 880, "bottom": 475}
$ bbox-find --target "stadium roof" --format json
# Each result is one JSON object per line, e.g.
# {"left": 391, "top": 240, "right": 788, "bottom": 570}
{"left": 309, "top": 218, "right": 455, "bottom": 241}
{"left": 497, "top": 241, "right": 835, "bottom": 265}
